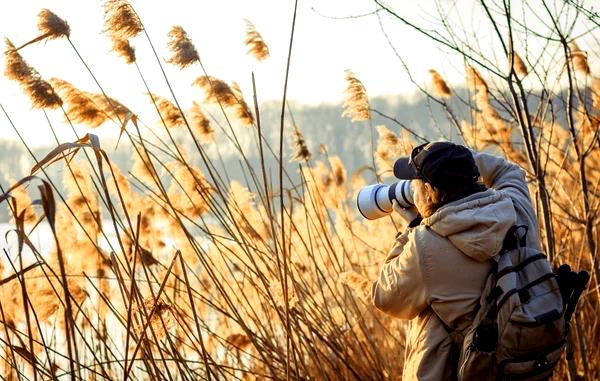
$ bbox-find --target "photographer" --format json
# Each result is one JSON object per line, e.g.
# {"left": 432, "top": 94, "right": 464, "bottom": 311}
{"left": 371, "top": 142, "right": 542, "bottom": 381}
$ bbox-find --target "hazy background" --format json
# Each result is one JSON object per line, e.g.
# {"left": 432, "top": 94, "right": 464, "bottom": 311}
{"left": 0, "top": 0, "right": 595, "bottom": 222}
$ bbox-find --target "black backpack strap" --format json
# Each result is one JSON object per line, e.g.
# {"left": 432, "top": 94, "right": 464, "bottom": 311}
{"left": 564, "top": 271, "right": 590, "bottom": 323}
{"left": 499, "top": 224, "right": 528, "bottom": 254}
{"left": 555, "top": 264, "right": 589, "bottom": 323}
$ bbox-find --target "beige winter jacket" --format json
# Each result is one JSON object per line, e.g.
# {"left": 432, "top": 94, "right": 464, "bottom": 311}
{"left": 372, "top": 152, "right": 542, "bottom": 381}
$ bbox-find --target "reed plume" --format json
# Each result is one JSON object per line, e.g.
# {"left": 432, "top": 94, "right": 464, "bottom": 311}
{"left": 189, "top": 101, "right": 215, "bottom": 142}
{"left": 228, "top": 181, "right": 270, "bottom": 241}
{"left": 24, "top": 78, "right": 63, "bottom": 109}
{"left": 291, "top": 126, "right": 311, "bottom": 162}
{"left": 8, "top": 181, "right": 37, "bottom": 225}
{"left": 91, "top": 93, "right": 132, "bottom": 122}
{"left": 51, "top": 78, "right": 131, "bottom": 127}
{"left": 194, "top": 76, "right": 236, "bottom": 105}
{"left": 227, "top": 333, "right": 252, "bottom": 349}
{"left": 244, "top": 20, "right": 269, "bottom": 61}
{"left": 50, "top": 78, "right": 106, "bottom": 127}
{"left": 429, "top": 69, "right": 452, "bottom": 98}
{"left": 303, "top": 156, "right": 348, "bottom": 210}
{"left": 193, "top": 76, "right": 254, "bottom": 125}
{"left": 166, "top": 26, "right": 200, "bottom": 69}
{"left": 14, "top": 9, "right": 71, "bottom": 50}
{"left": 37, "top": 9, "right": 70, "bottom": 40}
{"left": 466, "top": 66, "right": 503, "bottom": 130}
{"left": 111, "top": 38, "right": 136, "bottom": 64}
{"left": 509, "top": 50, "right": 528, "bottom": 77}
{"left": 168, "top": 163, "right": 212, "bottom": 219}
{"left": 466, "top": 66, "right": 488, "bottom": 93}
{"left": 375, "top": 125, "right": 412, "bottom": 176}
{"left": 329, "top": 156, "right": 346, "bottom": 187}
{"left": 103, "top": 0, "right": 143, "bottom": 40}
{"left": 135, "top": 297, "right": 174, "bottom": 339}
{"left": 270, "top": 282, "right": 299, "bottom": 309}
{"left": 4, "top": 39, "right": 62, "bottom": 109}
{"left": 4, "top": 39, "right": 30, "bottom": 82}
{"left": 570, "top": 42, "right": 590, "bottom": 75}
{"left": 148, "top": 93, "right": 184, "bottom": 128}
{"left": 28, "top": 272, "right": 87, "bottom": 325}
{"left": 342, "top": 69, "right": 370, "bottom": 121}
{"left": 339, "top": 271, "right": 372, "bottom": 302}
{"left": 230, "top": 81, "right": 254, "bottom": 125}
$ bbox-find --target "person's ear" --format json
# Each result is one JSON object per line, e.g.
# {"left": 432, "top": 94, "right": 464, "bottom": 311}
{"left": 423, "top": 182, "right": 435, "bottom": 199}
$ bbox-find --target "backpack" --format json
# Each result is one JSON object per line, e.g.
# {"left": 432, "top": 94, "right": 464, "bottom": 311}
{"left": 456, "top": 225, "right": 589, "bottom": 381}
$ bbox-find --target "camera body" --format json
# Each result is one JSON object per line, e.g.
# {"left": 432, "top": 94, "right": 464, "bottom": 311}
{"left": 357, "top": 180, "right": 414, "bottom": 220}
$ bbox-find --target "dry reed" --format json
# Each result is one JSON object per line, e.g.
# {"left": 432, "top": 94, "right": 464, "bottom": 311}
{"left": 429, "top": 69, "right": 452, "bottom": 97}
{"left": 342, "top": 69, "right": 370, "bottom": 121}
{"left": 4, "top": 39, "right": 62, "bottom": 109}
{"left": 244, "top": 20, "right": 270, "bottom": 61}
{"left": 50, "top": 78, "right": 131, "bottom": 127}
{"left": 148, "top": 93, "right": 184, "bottom": 128}
{"left": 509, "top": 50, "right": 528, "bottom": 77}
{"left": 103, "top": 0, "right": 143, "bottom": 40}
{"left": 570, "top": 41, "right": 591, "bottom": 75}
{"left": 166, "top": 26, "right": 200, "bottom": 69}
{"left": 1, "top": 3, "right": 599, "bottom": 381}
{"left": 111, "top": 38, "right": 136, "bottom": 64}
{"left": 7, "top": 181, "right": 37, "bottom": 225}
{"left": 188, "top": 101, "right": 215, "bottom": 142}
{"left": 193, "top": 76, "right": 254, "bottom": 125}
{"left": 291, "top": 126, "right": 311, "bottom": 162}
{"left": 37, "top": 9, "right": 70, "bottom": 41}
{"left": 375, "top": 125, "right": 413, "bottom": 176}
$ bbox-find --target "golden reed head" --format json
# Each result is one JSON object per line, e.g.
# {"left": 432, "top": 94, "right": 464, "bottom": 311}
{"left": 342, "top": 69, "right": 370, "bottom": 122}
{"left": 166, "top": 26, "right": 200, "bottom": 69}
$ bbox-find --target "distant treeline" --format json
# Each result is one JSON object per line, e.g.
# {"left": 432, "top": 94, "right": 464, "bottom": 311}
{"left": 0, "top": 86, "right": 574, "bottom": 223}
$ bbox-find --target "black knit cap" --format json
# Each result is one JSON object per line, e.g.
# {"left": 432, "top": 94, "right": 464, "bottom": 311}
{"left": 393, "top": 141, "right": 480, "bottom": 190}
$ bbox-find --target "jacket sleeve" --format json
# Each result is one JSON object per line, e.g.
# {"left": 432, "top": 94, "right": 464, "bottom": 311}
{"left": 371, "top": 229, "right": 429, "bottom": 319}
{"left": 472, "top": 151, "right": 530, "bottom": 201}
{"left": 472, "top": 151, "right": 542, "bottom": 247}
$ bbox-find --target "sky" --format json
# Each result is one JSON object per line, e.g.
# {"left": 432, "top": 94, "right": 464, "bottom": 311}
{"left": 0, "top": 0, "right": 596, "bottom": 148}
{"left": 0, "top": 0, "right": 471, "bottom": 147}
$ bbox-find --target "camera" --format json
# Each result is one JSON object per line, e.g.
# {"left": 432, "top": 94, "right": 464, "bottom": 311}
{"left": 357, "top": 180, "right": 414, "bottom": 220}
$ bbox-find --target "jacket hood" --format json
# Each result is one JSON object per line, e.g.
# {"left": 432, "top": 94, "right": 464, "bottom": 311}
{"left": 423, "top": 189, "right": 517, "bottom": 261}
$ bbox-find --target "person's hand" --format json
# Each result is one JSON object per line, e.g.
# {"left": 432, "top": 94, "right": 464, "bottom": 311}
{"left": 392, "top": 200, "right": 418, "bottom": 223}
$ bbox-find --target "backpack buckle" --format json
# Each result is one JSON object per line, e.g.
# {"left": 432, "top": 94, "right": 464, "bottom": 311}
{"left": 501, "top": 225, "right": 529, "bottom": 253}
{"left": 534, "top": 356, "right": 549, "bottom": 370}
{"left": 518, "top": 289, "right": 530, "bottom": 304}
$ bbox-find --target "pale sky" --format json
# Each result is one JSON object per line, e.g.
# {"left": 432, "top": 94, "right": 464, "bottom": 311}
{"left": 0, "top": 1, "right": 596, "bottom": 147}
{"left": 0, "top": 0, "right": 471, "bottom": 147}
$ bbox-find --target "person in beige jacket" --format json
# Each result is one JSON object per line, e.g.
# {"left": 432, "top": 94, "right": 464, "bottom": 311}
{"left": 372, "top": 142, "right": 542, "bottom": 381}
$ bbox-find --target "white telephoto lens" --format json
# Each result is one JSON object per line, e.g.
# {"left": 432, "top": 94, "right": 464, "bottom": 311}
{"left": 391, "top": 180, "right": 414, "bottom": 209}
{"left": 357, "top": 184, "right": 393, "bottom": 220}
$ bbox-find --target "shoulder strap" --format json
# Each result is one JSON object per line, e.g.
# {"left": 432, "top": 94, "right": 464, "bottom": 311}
{"left": 499, "top": 224, "right": 528, "bottom": 255}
